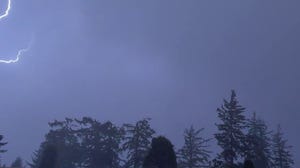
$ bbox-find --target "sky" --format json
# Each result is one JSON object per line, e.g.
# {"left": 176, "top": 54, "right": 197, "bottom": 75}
{"left": 0, "top": 0, "right": 299, "bottom": 166}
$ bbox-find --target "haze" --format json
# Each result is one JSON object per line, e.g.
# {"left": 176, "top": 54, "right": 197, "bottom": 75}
{"left": 0, "top": 0, "right": 299, "bottom": 167}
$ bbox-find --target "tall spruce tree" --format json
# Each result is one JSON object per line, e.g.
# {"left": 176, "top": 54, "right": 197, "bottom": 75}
{"left": 178, "top": 126, "right": 211, "bottom": 168}
{"left": 215, "top": 90, "right": 247, "bottom": 167}
{"left": 245, "top": 113, "right": 272, "bottom": 168}
{"left": 271, "top": 125, "right": 294, "bottom": 168}
{"left": 123, "top": 118, "right": 155, "bottom": 168}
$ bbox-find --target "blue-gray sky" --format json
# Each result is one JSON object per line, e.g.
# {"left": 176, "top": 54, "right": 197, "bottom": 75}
{"left": 0, "top": 0, "right": 299, "bottom": 166}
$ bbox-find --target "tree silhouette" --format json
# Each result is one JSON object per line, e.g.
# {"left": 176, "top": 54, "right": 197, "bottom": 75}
{"left": 11, "top": 157, "right": 23, "bottom": 168}
{"left": 76, "top": 117, "right": 124, "bottom": 168}
{"left": 245, "top": 112, "right": 272, "bottom": 168}
{"left": 215, "top": 90, "right": 247, "bottom": 167}
{"left": 244, "top": 160, "right": 255, "bottom": 168}
{"left": 271, "top": 125, "right": 294, "bottom": 168}
{"left": 38, "top": 145, "right": 57, "bottom": 168}
{"left": 143, "top": 136, "right": 177, "bottom": 168}
{"left": 178, "top": 126, "right": 211, "bottom": 168}
{"left": 123, "top": 118, "right": 155, "bottom": 168}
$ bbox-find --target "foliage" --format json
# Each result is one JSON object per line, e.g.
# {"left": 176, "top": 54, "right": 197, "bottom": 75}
{"left": 245, "top": 113, "right": 272, "bottom": 168}
{"left": 178, "top": 126, "right": 211, "bottom": 168}
{"left": 215, "top": 90, "right": 248, "bottom": 167}
{"left": 11, "top": 157, "right": 24, "bottom": 168}
{"left": 123, "top": 118, "right": 155, "bottom": 168}
{"left": 143, "top": 136, "right": 177, "bottom": 168}
{"left": 75, "top": 117, "right": 124, "bottom": 168}
{"left": 271, "top": 125, "right": 294, "bottom": 168}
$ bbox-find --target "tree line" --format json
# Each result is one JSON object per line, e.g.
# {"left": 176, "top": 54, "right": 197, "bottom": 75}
{"left": 0, "top": 90, "right": 294, "bottom": 168}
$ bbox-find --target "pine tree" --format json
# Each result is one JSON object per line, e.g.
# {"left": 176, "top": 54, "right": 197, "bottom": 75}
{"left": 271, "top": 125, "right": 294, "bottom": 168}
{"left": 178, "top": 126, "right": 211, "bottom": 168}
{"left": 245, "top": 113, "right": 272, "bottom": 168}
{"left": 123, "top": 118, "right": 155, "bottom": 168}
{"left": 214, "top": 90, "right": 247, "bottom": 167}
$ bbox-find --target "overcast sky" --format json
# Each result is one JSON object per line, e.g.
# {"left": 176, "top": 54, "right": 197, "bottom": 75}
{"left": 0, "top": 0, "right": 299, "bottom": 166}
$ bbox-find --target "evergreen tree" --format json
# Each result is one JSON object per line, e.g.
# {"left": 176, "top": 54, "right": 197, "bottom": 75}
{"left": 46, "top": 118, "right": 81, "bottom": 168}
{"left": 214, "top": 90, "right": 247, "bottom": 167}
{"left": 11, "top": 157, "right": 23, "bottom": 168}
{"left": 0, "top": 134, "right": 7, "bottom": 165}
{"left": 123, "top": 118, "right": 155, "bottom": 168}
{"left": 143, "top": 136, "right": 177, "bottom": 168}
{"left": 30, "top": 117, "right": 125, "bottom": 168}
{"left": 29, "top": 118, "right": 82, "bottom": 168}
{"left": 38, "top": 145, "right": 58, "bottom": 168}
{"left": 76, "top": 117, "right": 124, "bottom": 168}
{"left": 0, "top": 135, "right": 7, "bottom": 154}
{"left": 178, "top": 126, "right": 211, "bottom": 168}
{"left": 271, "top": 125, "right": 294, "bottom": 168}
{"left": 28, "top": 150, "right": 42, "bottom": 168}
{"left": 245, "top": 113, "right": 272, "bottom": 168}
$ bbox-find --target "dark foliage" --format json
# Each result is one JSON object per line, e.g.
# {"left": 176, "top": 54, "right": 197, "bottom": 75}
{"left": 0, "top": 135, "right": 7, "bottom": 154}
{"left": 244, "top": 160, "right": 255, "bottom": 168}
{"left": 11, "top": 157, "right": 23, "bottom": 168}
{"left": 177, "top": 126, "right": 211, "bottom": 168}
{"left": 38, "top": 145, "right": 57, "bottom": 168}
{"left": 24, "top": 90, "right": 294, "bottom": 168}
{"left": 123, "top": 118, "right": 155, "bottom": 168}
{"left": 215, "top": 90, "right": 248, "bottom": 167}
{"left": 245, "top": 113, "right": 272, "bottom": 168}
{"left": 143, "top": 136, "right": 177, "bottom": 168}
{"left": 271, "top": 125, "right": 294, "bottom": 168}
{"left": 76, "top": 117, "right": 124, "bottom": 168}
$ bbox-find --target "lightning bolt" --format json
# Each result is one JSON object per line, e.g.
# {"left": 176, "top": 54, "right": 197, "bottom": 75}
{"left": 0, "top": 43, "right": 31, "bottom": 64}
{"left": 0, "top": 0, "right": 31, "bottom": 64}
{"left": 0, "top": 0, "right": 10, "bottom": 20}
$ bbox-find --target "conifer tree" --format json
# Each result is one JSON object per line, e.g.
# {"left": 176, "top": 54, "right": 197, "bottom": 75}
{"left": 38, "top": 145, "right": 58, "bottom": 168}
{"left": 28, "top": 150, "right": 42, "bottom": 168}
{"left": 76, "top": 117, "right": 124, "bottom": 168}
{"left": 123, "top": 118, "right": 155, "bottom": 168}
{"left": 271, "top": 125, "right": 294, "bottom": 168}
{"left": 0, "top": 135, "right": 7, "bottom": 154}
{"left": 0, "top": 134, "right": 7, "bottom": 165}
{"left": 178, "top": 126, "right": 211, "bottom": 168}
{"left": 215, "top": 90, "right": 247, "bottom": 167}
{"left": 245, "top": 113, "right": 272, "bottom": 168}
